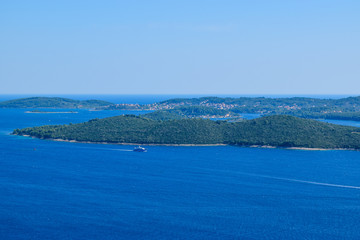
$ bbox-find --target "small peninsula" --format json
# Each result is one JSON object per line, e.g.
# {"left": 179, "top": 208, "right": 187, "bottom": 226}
{"left": 25, "top": 110, "right": 78, "bottom": 114}
{"left": 13, "top": 115, "right": 360, "bottom": 149}
{"left": 0, "top": 97, "right": 113, "bottom": 109}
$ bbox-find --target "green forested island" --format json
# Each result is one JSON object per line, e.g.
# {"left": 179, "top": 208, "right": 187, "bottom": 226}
{"left": 0, "top": 97, "right": 113, "bottom": 109}
{"left": 13, "top": 114, "right": 360, "bottom": 149}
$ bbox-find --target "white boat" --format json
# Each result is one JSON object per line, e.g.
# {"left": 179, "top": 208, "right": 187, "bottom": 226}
{"left": 133, "top": 146, "right": 147, "bottom": 152}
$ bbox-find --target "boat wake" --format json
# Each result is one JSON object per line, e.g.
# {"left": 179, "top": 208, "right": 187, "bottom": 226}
{"left": 70, "top": 146, "right": 133, "bottom": 152}
{"left": 193, "top": 167, "right": 360, "bottom": 190}
{"left": 111, "top": 149, "right": 133, "bottom": 152}
{"left": 243, "top": 172, "right": 360, "bottom": 190}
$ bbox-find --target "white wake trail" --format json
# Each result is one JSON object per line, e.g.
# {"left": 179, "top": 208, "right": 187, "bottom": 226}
{"left": 69, "top": 146, "right": 133, "bottom": 152}
{"left": 244, "top": 173, "right": 360, "bottom": 190}
{"left": 192, "top": 166, "right": 360, "bottom": 190}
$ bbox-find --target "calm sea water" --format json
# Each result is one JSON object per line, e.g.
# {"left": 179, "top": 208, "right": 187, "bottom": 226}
{"left": 1, "top": 96, "right": 360, "bottom": 239}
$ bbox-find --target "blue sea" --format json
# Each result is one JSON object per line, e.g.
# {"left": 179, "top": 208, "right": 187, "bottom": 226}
{"left": 1, "top": 95, "right": 360, "bottom": 239}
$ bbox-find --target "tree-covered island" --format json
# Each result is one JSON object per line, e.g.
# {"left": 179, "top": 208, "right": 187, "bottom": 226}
{"left": 13, "top": 114, "right": 360, "bottom": 149}
{"left": 0, "top": 97, "right": 113, "bottom": 109}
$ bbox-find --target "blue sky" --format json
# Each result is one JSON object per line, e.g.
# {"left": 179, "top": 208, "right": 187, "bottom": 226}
{"left": 1, "top": 0, "right": 359, "bottom": 95}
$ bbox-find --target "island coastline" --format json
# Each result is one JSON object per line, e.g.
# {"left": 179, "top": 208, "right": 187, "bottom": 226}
{"left": 14, "top": 133, "right": 352, "bottom": 151}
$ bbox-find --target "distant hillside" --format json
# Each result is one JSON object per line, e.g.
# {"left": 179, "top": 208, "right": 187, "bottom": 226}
{"left": 13, "top": 115, "right": 360, "bottom": 149}
{"left": 157, "top": 96, "right": 360, "bottom": 113}
{"left": 0, "top": 97, "right": 113, "bottom": 109}
{"left": 143, "top": 106, "right": 238, "bottom": 120}
{"left": 159, "top": 96, "right": 360, "bottom": 109}
{"left": 143, "top": 110, "right": 187, "bottom": 121}
{"left": 97, "top": 96, "right": 360, "bottom": 121}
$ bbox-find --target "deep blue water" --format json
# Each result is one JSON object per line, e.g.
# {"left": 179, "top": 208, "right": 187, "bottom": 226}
{"left": 1, "top": 100, "right": 360, "bottom": 239}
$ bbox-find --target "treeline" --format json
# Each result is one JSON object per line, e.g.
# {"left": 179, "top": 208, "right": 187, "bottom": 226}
{"left": 13, "top": 115, "right": 360, "bottom": 149}
{"left": 98, "top": 96, "right": 360, "bottom": 121}
{"left": 158, "top": 97, "right": 360, "bottom": 121}
{"left": 0, "top": 97, "right": 113, "bottom": 109}
{"left": 159, "top": 96, "right": 360, "bottom": 109}
{"left": 143, "top": 106, "right": 237, "bottom": 120}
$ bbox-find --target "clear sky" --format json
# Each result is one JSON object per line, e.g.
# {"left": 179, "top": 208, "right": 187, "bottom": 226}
{"left": 1, "top": 0, "right": 359, "bottom": 95}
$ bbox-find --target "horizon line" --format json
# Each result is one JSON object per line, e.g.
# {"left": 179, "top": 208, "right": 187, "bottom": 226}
{"left": 0, "top": 93, "right": 359, "bottom": 96}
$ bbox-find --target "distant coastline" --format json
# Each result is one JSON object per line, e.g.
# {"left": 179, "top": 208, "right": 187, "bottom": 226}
{"left": 2, "top": 95, "right": 360, "bottom": 122}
